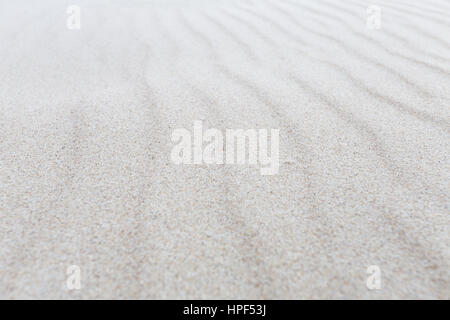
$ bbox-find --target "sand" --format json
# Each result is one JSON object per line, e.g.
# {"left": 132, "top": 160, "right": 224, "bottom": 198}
{"left": 0, "top": 0, "right": 449, "bottom": 299}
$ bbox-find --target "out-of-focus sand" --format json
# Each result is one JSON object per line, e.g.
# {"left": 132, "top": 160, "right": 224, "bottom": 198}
{"left": 0, "top": 0, "right": 449, "bottom": 299}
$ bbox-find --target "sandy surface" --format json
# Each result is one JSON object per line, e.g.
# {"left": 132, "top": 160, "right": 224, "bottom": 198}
{"left": 0, "top": 0, "right": 449, "bottom": 299}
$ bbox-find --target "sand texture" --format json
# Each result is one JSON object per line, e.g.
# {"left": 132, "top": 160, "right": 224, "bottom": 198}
{"left": 0, "top": 0, "right": 449, "bottom": 299}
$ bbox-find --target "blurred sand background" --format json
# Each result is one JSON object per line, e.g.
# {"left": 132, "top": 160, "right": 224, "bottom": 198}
{"left": 0, "top": 0, "right": 449, "bottom": 299}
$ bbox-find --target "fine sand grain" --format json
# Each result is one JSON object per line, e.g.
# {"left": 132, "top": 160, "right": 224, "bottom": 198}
{"left": 0, "top": 0, "right": 449, "bottom": 299}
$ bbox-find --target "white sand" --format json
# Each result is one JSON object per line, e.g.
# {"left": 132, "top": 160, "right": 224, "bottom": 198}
{"left": 0, "top": 0, "right": 449, "bottom": 299}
